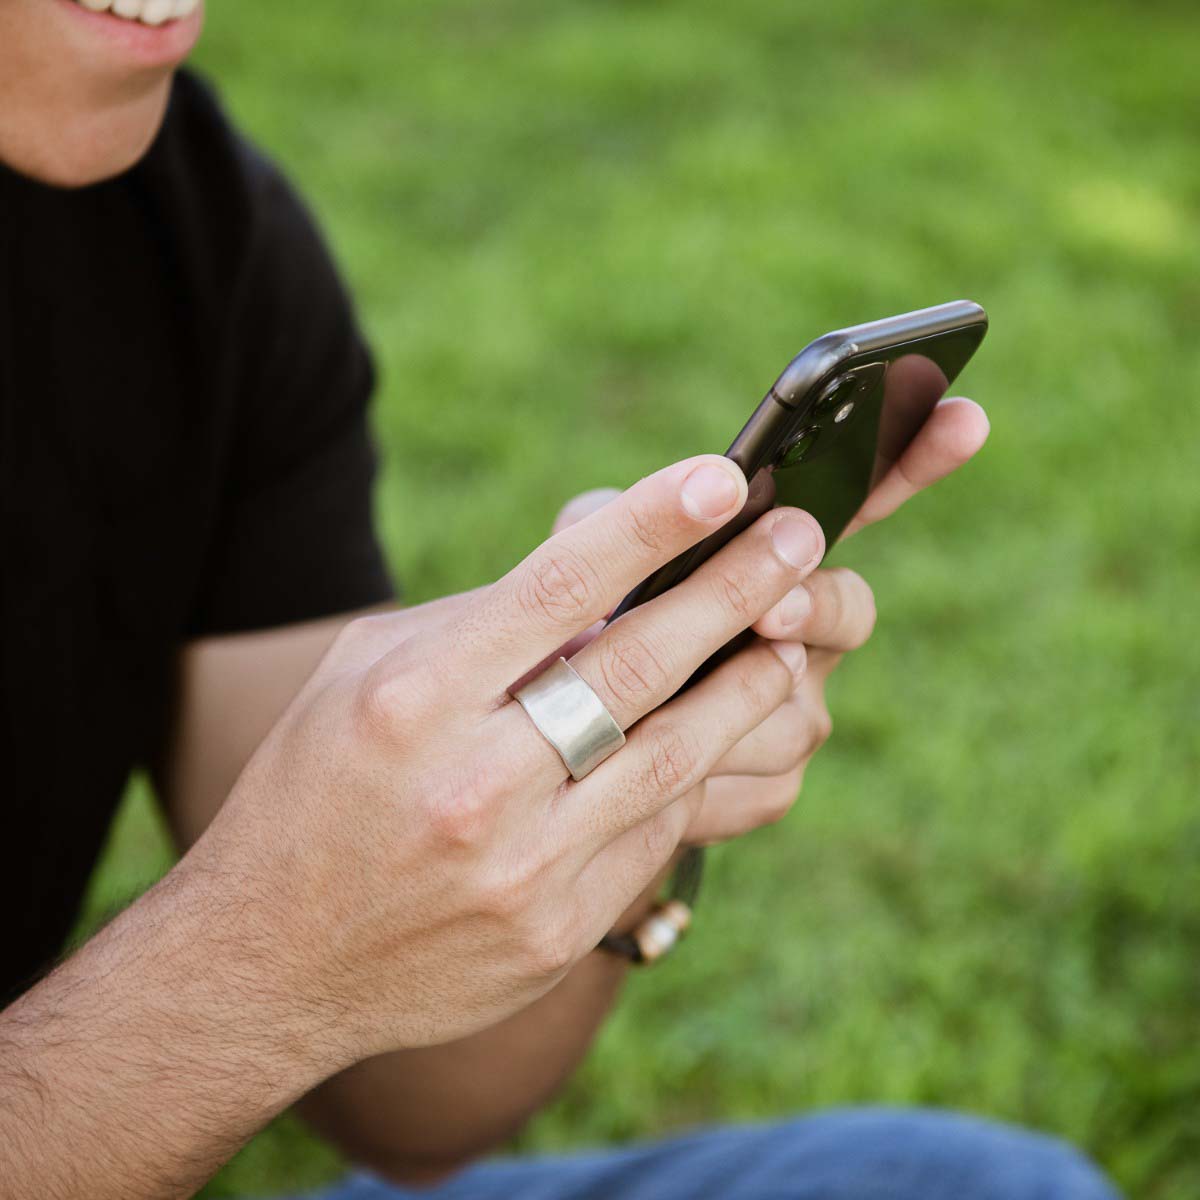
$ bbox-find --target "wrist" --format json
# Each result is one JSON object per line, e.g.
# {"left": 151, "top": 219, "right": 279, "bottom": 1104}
{"left": 153, "top": 846, "right": 358, "bottom": 1087}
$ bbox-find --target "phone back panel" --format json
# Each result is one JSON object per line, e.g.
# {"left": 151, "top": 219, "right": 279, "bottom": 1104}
{"left": 753, "top": 321, "right": 986, "bottom": 548}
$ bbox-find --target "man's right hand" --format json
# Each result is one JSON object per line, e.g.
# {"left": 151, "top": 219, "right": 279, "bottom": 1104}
{"left": 195, "top": 454, "right": 826, "bottom": 1065}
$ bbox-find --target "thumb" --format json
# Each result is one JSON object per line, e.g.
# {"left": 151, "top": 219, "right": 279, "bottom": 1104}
{"left": 552, "top": 487, "right": 622, "bottom": 534}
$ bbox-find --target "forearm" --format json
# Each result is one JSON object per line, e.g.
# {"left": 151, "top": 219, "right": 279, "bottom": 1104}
{"left": 298, "top": 947, "right": 629, "bottom": 1183}
{"left": 0, "top": 856, "right": 336, "bottom": 1200}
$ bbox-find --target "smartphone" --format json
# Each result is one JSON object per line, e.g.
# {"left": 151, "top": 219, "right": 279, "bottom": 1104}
{"left": 612, "top": 300, "right": 988, "bottom": 631}
{"left": 605, "top": 302, "right": 987, "bottom": 923}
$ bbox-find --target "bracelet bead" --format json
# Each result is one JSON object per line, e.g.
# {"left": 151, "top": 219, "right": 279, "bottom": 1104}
{"left": 631, "top": 899, "right": 692, "bottom": 964}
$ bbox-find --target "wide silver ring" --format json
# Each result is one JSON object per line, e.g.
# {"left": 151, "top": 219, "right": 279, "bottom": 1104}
{"left": 512, "top": 658, "right": 626, "bottom": 782}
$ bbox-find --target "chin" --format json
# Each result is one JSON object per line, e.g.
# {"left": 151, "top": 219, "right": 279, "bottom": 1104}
{"left": 25, "top": 84, "right": 173, "bottom": 188}
{"left": 2, "top": 83, "right": 172, "bottom": 188}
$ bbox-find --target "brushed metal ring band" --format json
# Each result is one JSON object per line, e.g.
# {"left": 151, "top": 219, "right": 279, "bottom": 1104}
{"left": 512, "top": 657, "right": 626, "bottom": 782}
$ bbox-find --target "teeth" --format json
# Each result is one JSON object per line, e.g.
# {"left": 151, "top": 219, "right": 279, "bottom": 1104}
{"left": 73, "top": 0, "right": 198, "bottom": 23}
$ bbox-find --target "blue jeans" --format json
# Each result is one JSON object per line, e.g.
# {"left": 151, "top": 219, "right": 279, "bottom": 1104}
{"left": 296, "top": 1108, "right": 1120, "bottom": 1199}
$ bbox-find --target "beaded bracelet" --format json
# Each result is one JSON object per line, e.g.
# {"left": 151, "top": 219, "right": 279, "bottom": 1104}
{"left": 596, "top": 846, "right": 704, "bottom": 965}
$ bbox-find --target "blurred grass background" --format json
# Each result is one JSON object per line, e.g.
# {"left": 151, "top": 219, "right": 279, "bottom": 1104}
{"left": 82, "top": 0, "right": 1198, "bottom": 1195}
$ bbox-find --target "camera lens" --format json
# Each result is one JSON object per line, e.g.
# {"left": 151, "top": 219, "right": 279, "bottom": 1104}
{"left": 814, "top": 373, "right": 859, "bottom": 417}
{"left": 778, "top": 426, "right": 819, "bottom": 468}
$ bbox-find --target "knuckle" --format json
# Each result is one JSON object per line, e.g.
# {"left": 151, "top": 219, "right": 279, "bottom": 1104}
{"left": 735, "top": 650, "right": 792, "bottom": 718}
{"left": 621, "top": 499, "right": 670, "bottom": 557}
{"left": 355, "top": 667, "right": 408, "bottom": 744}
{"left": 517, "top": 547, "right": 599, "bottom": 631}
{"left": 422, "top": 762, "right": 500, "bottom": 850}
{"left": 355, "top": 654, "right": 441, "bottom": 744}
{"left": 732, "top": 669, "right": 768, "bottom": 723}
{"left": 713, "top": 564, "right": 758, "bottom": 624}
{"left": 596, "top": 629, "right": 671, "bottom": 710}
{"left": 491, "top": 871, "right": 575, "bottom": 978}
{"left": 644, "top": 722, "right": 702, "bottom": 796}
{"left": 477, "top": 858, "right": 533, "bottom": 924}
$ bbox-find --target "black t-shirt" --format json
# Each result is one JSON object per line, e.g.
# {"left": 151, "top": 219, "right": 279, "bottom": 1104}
{"left": 0, "top": 71, "right": 394, "bottom": 1003}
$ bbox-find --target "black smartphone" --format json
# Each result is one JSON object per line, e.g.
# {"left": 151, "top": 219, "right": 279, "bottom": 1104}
{"left": 605, "top": 302, "right": 987, "bottom": 920}
{"left": 612, "top": 300, "right": 988, "bottom": 632}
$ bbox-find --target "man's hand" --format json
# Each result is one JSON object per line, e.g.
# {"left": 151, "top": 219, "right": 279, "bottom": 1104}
{"left": 552, "top": 395, "right": 989, "bottom": 846}
{"left": 196, "top": 452, "right": 836, "bottom": 1060}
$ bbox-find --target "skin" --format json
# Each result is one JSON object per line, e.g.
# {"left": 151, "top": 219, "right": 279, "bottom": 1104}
{"left": 0, "top": 3, "right": 992, "bottom": 1192}
{"left": 0, "top": 0, "right": 203, "bottom": 186}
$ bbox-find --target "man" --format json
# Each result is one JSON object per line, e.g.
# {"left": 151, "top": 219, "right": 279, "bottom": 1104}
{"left": 0, "top": 2, "right": 1119, "bottom": 1198}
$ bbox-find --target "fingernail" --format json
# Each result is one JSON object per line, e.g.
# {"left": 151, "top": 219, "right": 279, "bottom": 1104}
{"left": 779, "top": 584, "right": 813, "bottom": 627}
{"left": 770, "top": 513, "right": 821, "bottom": 569}
{"left": 681, "top": 463, "right": 742, "bottom": 520}
{"left": 772, "top": 639, "right": 807, "bottom": 677}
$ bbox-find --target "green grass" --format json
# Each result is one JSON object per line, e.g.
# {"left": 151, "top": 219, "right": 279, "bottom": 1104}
{"left": 83, "top": 0, "right": 1199, "bottom": 1194}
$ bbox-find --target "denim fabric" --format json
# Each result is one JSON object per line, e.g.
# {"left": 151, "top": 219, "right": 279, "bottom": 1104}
{"left": 290, "top": 1108, "right": 1120, "bottom": 1200}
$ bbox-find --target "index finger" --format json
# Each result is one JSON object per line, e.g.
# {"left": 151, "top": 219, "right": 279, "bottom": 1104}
{"left": 427, "top": 456, "right": 748, "bottom": 701}
{"left": 845, "top": 396, "right": 989, "bottom": 536}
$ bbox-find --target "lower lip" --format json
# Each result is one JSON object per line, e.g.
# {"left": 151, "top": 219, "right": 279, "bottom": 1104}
{"left": 55, "top": 0, "right": 204, "bottom": 67}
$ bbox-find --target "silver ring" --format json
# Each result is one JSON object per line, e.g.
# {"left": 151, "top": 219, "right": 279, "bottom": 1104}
{"left": 512, "top": 658, "right": 626, "bottom": 782}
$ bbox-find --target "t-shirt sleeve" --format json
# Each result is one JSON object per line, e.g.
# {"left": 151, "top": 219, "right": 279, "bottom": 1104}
{"left": 185, "top": 155, "right": 395, "bottom": 636}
